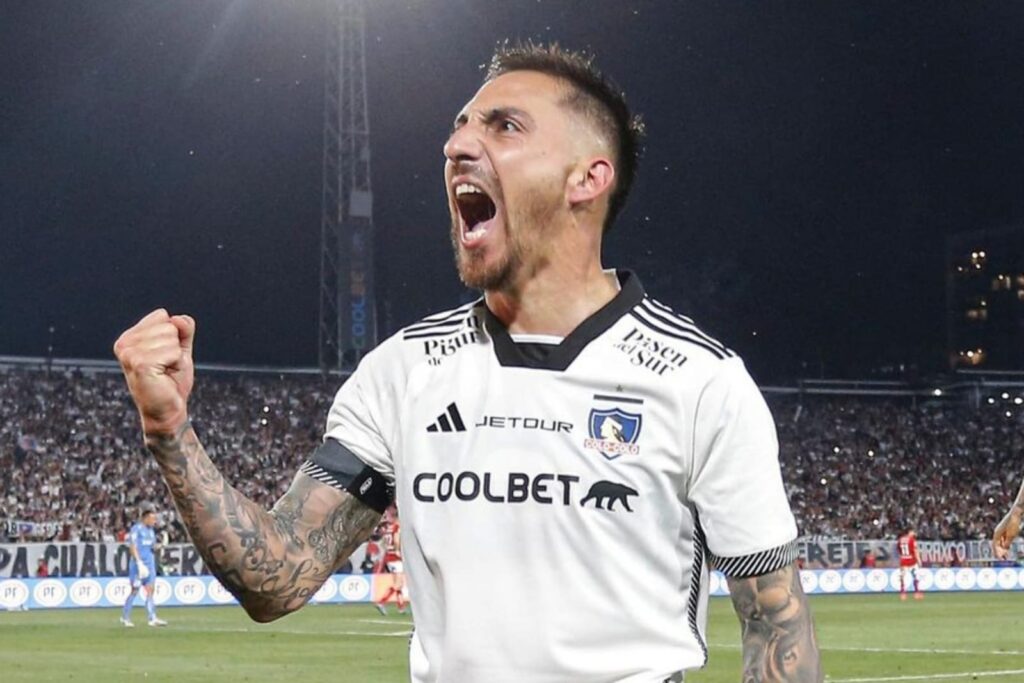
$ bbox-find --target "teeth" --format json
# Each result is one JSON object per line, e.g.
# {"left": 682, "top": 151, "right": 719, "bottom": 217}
{"left": 464, "top": 225, "right": 487, "bottom": 242}
{"left": 455, "top": 183, "right": 483, "bottom": 196}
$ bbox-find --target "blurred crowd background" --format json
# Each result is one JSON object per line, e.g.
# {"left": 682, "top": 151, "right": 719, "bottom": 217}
{"left": 2, "top": 366, "right": 1019, "bottom": 544}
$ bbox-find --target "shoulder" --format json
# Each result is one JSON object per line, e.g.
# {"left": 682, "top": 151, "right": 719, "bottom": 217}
{"left": 626, "top": 295, "right": 736, "bottom": 364}
{"left": 366, "top": 300, "right": 484, "bottom": 367}
{"left": 398, "top": 300, "right": 483, "bottom": 341}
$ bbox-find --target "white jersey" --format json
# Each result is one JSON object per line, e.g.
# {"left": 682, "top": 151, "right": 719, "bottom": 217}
{"left": 307, "top": 271, "right": 797, "bottom": 682}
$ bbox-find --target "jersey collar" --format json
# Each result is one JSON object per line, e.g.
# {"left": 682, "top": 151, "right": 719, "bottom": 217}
{"left": 481, "top": 270, "right": 645, "bottom": 371}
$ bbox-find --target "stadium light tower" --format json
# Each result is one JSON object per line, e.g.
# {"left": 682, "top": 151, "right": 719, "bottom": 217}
{"left": 319, "top": 0, "right": 378, "bottom": 373}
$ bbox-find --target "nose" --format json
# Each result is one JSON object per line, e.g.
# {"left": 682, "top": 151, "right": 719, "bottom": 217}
{"left": 444, "top": 122, "right": 482, "bottom": 164}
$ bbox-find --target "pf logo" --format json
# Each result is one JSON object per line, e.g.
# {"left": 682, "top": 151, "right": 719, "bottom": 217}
{"left": 579, "top": 480, "right": 638, "bottom": 512}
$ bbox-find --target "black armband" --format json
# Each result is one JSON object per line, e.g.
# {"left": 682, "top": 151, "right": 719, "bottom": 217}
{"left": 299, "top": 438, "right": 394, "bottom": 513}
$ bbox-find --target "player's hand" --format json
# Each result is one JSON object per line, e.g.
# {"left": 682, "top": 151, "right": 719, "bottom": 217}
{"left": 138, "top": 563, "right": 151, "bottom": 580}
{"left": 992, "top": 508, "right": 1022, "bottom": 560}
{"left": 113, "top": 309, "right": 196, "bottom": 437}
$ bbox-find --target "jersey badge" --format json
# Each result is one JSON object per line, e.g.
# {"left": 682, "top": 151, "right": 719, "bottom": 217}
{"left": 584, "top": 394, "right": 643, "bottom": 460}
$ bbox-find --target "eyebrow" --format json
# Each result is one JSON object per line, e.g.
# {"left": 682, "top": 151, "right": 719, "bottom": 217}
{"left": 452, "top": 106, "right": 534, "bottom": 131}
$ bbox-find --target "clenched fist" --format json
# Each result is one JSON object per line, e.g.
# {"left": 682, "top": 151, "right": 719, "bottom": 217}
{"left": 113, "top": 309, "right": 196, "bottom": 437}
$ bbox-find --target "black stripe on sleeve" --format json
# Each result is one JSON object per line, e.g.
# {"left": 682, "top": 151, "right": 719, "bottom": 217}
{"left": 301, "top": 438, "right": 393, "bottom": 513}
{"left": 710, "top": 540, "right": 798, "bottom": 579}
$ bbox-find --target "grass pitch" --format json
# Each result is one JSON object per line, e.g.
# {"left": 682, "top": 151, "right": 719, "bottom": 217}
{"left": 1, "top": 593, "right": 1022, "bottom": 681}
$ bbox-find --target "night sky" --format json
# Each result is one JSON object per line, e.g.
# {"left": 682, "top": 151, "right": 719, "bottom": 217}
{"left": 2, "top": 1, "right": 1023, "bottom": 383}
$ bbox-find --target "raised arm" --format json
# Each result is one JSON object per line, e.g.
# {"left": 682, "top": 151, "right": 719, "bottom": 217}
{"left": 726, "top": 563, "right": 822, "bottom": 682}
{"left": 114, "top": 310, "right": 381, "bottom": 621}
{"left": 147, "top": 424, "right": 380, "bottom": 621}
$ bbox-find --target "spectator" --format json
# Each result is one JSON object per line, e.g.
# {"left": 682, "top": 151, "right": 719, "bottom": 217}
{"left": 3, "top": 365, "right": 1021, "bottom": 542}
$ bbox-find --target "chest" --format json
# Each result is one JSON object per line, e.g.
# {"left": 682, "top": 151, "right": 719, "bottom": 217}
{"left": 392, "top": 351, "right": 697, "bottom": 526}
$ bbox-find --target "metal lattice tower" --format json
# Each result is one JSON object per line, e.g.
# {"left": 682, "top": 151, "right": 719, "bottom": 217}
{"left": 319, "top": 0, "right": 377, "bottom": 373}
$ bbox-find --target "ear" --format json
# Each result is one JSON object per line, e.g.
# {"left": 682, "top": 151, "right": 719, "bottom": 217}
{"left": 567, "top": 157, "right": 615, "bottom": 208}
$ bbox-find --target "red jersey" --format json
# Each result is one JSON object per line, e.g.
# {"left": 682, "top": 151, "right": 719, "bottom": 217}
{"left": 382, "top": 520, "right": 402, "bottom": 563}
{"left": 897, "top": 533, "right": 918, "bottom": 566}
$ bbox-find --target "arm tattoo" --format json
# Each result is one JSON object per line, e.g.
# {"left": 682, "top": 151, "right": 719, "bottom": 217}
{"left": 146, "top": 423, "right": 381, "bottom": 622}
{"left": 726, "top": 563, "right": 823, "bottom": 682}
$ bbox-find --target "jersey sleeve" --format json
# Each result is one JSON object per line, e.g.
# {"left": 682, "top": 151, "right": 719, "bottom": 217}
{"left": 300, "top": 345, "right": 396, "bottom": 513}
{"left": 129, "top": 525, "right": 143, "bottom": 550}
{"left": 688, "top": 358, "right": 799, "bottom": 578}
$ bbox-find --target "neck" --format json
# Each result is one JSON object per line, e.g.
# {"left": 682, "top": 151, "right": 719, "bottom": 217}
{"left": 485, "top": 261, "right": 619, "bottom": 337}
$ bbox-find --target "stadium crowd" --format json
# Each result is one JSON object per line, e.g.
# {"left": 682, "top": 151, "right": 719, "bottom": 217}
{"left": 1, "top": 366, "right": 331, "bottom": 543}
{"left": 1, "top": 366, "right": 1021, "bottom": 543}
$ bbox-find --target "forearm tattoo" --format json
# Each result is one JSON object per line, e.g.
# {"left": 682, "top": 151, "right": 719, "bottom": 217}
{"left": 146, "top": 423, "right": 381, "bottom": 621}
{"left": 726, "top": 563, "right": 823, "bottom": 683}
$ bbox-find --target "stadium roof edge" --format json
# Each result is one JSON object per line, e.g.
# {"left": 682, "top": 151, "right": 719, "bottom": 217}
{"left": 0, "top": 355, "right": 351, "bottom": 378}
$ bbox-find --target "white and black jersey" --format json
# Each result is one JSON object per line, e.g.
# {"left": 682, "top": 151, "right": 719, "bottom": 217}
{"left": 303, "top": 271, "right": 798, "bottom": 683}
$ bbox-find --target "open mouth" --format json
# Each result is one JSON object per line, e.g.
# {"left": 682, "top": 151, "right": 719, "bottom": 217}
{"left": 454, "top": 183, "right": 497, "bottom": 244}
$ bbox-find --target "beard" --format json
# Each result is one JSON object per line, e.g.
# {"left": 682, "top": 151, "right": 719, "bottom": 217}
{"left": 450, "top": 186, "right": 560, "bottom": 292}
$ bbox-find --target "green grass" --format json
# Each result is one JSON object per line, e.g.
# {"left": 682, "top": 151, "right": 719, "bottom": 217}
{"left": 1, "top": 593, "right": 1022, "bottom": 681}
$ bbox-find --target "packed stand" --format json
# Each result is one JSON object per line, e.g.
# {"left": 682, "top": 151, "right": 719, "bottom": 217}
{"left": 0, "top": 367, "right": 333, "bottom": 543}
{"left": 2, "top": 366, "right": 1022, "bottom": 542}
{"left": 770, "top": 395, "right": 1022, "bottom": 540}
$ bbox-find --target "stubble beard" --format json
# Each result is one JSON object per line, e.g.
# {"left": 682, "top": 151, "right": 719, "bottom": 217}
{"left": 450, "top": 190, "right": 559, "bottom": 292}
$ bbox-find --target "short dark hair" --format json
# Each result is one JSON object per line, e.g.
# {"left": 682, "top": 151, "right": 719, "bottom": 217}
{"left": 485, "top": 42, "right": 645, "bottom": 233}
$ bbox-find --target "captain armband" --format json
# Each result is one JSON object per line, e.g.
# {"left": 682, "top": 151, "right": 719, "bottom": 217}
{"left": 299, "top": 438, "right": 394, "bottom": 513}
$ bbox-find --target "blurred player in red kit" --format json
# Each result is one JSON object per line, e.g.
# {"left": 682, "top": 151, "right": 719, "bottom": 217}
{"left": 375, "top": 507, "right": 407, "bottom": 615}
{"left": 897, "top": 527, "right": 922, "bottom": 600}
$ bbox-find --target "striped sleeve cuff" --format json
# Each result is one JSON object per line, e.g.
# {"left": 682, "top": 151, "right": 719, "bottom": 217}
{"left": 710, "top": 540, "right": 798, "bottom": 579}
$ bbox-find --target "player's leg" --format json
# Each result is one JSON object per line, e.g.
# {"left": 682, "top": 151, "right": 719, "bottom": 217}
{"left": 377, "top": 562, "right": 400, "bottom": 615}
{"left": 145, "top": 572, "right": 167, "bottom": 626}
{"left": 393, "top": 565, "right": 407, "bottom": 613}
{"left": 376, "top": 584, "right": 393, "bottom": 615}
{"left": 898, "top": 566, "right": 907, "bottom": 600}
{"left": 121, "top": 562, "right": 140, "bottom": 626}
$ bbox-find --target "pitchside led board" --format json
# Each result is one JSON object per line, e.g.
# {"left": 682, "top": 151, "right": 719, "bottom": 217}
{"left": 2, "top": 568, "right": 1023, "bottom": 611}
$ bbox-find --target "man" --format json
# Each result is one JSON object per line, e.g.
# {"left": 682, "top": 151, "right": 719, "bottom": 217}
{"left": 993, "top": 480, "right": 1024, "bottom": 560}
{"left": 114, "top": 43, "right": 820, "bottom": 681}
{"left": 120, "top": 503, "right": 168, "bottom": 627}
{"left": 896, "top": 526, "right": 922, "bottom": 601}
{"left": 375, "top": 508, "right": 408, "bottom": 616}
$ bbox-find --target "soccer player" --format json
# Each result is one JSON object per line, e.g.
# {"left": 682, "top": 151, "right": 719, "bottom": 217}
{"left": 114, "top": 43, "right": 820, "bottom": 681}
{"left": 120, "top": 503, "right": 167, "bottom": 627}
{"left": 896, "top": 526, "right": 922, "bottom": 601}
{"left": 374, "top": 509, "right": 408, "bottom": 615}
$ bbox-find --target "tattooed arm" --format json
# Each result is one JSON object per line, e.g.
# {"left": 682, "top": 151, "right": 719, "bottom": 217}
{"left": 114, "top": 310, "right": 381, "bottom": 622}
{"left": 726, "top": 563, "right": 822, "bottom": 682}
{"left": 147, "top": 424, "right": 380, "bottom": 622}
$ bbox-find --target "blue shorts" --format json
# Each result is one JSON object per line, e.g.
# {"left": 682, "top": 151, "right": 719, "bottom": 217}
{"left": 129, "top": 559, "right": 156, "bottom": 588}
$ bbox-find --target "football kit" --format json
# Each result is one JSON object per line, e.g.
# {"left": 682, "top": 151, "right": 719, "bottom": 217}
{"left": 302, "top": 271, "right": 798, "bottom": 682}
{"left": 128, "top": 522, "right": 156, "bottom": 587}
{"left": 898, "top": 533, "right": 919, "bottom": 568}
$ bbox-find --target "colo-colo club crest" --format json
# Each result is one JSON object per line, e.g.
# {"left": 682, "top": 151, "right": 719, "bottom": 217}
{"left": 584, "top": 394, "right": 643, "bottom": 460}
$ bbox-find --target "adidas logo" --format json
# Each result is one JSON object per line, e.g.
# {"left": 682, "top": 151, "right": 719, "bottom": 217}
{"left": 426, "top": 402, "right": 466, "bottom": 433}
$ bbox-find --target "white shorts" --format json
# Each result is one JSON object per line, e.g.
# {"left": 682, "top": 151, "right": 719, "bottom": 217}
{"left": 386, "top": 560, "right": 403, "bottom": 574}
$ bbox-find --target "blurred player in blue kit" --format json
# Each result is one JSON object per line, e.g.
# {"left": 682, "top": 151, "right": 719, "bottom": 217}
{"left": 120, "top": 502, "right": 167, "bottom": 627}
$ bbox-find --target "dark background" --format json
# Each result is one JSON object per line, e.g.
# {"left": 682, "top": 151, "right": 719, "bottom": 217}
{"left": 2, "top": 1, "right": 1022, "bottom": 383}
